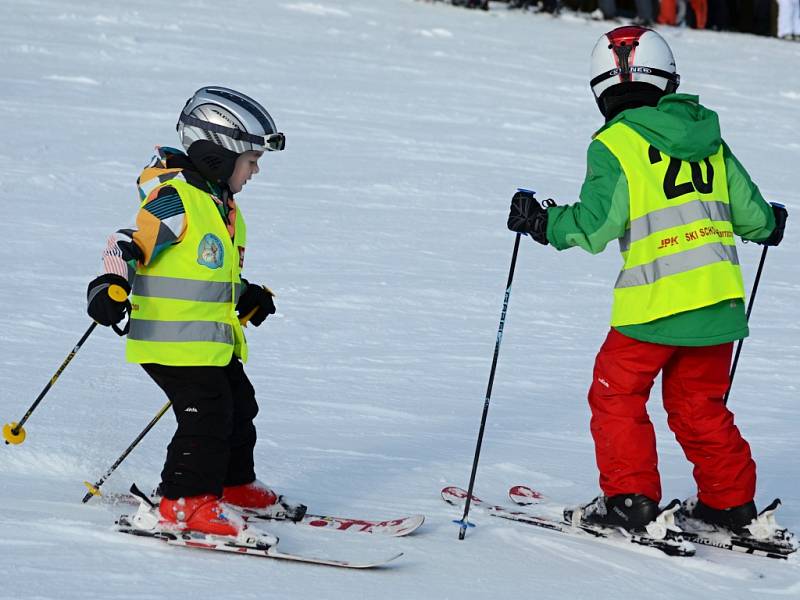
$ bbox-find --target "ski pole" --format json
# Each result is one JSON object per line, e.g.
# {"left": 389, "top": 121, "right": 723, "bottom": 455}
{"left": 2, "top": 321, "right": 98, "bottom": 444}
{"left": 2, "top": 285, "right": 129, "bottom": 445}
{"left": 457, "top": 230, "right": 524, "bottom": 540}
{"left": 82, "top": 400, "right": 172, "bottom": 502}
{"left": 724, "top": 243, "right": 770, "bottom": 405}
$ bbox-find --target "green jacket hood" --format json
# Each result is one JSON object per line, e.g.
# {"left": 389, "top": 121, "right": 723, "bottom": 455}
{"left": 596, "top": 94, "right": 722, "bottom": 162}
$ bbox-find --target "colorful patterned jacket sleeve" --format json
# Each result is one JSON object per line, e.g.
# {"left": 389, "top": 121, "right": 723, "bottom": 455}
{"left": 102, "top": 185, "right": 187, "bottom": 282}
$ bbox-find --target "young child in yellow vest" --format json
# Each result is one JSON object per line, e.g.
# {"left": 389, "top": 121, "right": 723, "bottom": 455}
{"left": 86, "top": 87, "right": 289, "bottom": 537}
{"left": 507, "top": 27, "right": 787, "bottom": 535}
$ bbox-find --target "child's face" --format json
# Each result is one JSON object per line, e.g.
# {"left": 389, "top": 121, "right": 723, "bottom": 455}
{"left": 228, "top": 150, "right": 263, "bottom": 194}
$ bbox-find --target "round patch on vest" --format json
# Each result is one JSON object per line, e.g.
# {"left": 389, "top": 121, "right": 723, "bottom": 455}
{"left": 197, "top": 233, "right": 224, "bottom": 269}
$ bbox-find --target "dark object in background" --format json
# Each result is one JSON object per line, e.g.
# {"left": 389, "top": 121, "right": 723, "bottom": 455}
{"left": 428, "top": 0, "right": 783, "bottom": 38}
{"left": 541, "top": 0, "right": 562, "bottom": 13}
{"left": 451, "top": 0, "right": 490, "bottom": 9}
{"left": 752, "top": 0, "right": 771, "bottom": 34}
{"left": 707, "top": 0, "right": 732, "bottom": 29}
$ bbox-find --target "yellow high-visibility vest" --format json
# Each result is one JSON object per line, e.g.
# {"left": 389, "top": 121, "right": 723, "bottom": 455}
{"left": 126, "top": 179, "right": 248, "bottom": 366}
{"left": 595, "top": 123, "right": 745, "bottom": 327}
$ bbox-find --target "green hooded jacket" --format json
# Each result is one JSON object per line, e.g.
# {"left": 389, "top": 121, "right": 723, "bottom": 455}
{"left": 546, "top": 94, "right": 776, "bottom": 346}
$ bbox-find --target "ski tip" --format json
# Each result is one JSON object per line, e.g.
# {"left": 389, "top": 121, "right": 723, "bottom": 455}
{"left": 399, "top": 514, "right": 426, "bottom": 533}
{"left": 326, "top": 552, "right": 404, "bottom": 568}
{"left": 441, "top": 486, "right": 480, "bottom": 503}
{"left": 380, "top": 514, "right": 425, "bottom": 537}
{"left": 346, "top": 552, "right": 404, "bottom": 568}
{"left": 386, "top": 551, "right": 404, "bottom": 564}
{"left": 508, "top": 485, "right": 546, "bottom": 505}
{"left": 441, "top": 486, "right": 461, "bottom": 504}
{"left": 303, "top": 550, "right": 405, "bottom": 569}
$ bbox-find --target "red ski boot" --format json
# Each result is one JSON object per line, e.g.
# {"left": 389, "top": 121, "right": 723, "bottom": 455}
{"left": 223, "top": 480, "right": 307, "bottom": 521}
{"left": 159, "top": 494, "right": 244, "bottom": 536}
{"left": 223, "top": 480, "right": 279, "bottom": 510}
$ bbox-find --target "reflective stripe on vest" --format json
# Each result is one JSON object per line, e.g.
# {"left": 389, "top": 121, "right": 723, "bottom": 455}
{"left": 128, "top": 320, "right": 233, "bottom": 344}
{"left": 133, "top": 274, "right": 243, "bottom": 304}
{"left": 126, "top": 179, "right": 248, "bottom": 366}
{"left": 595, "top": 123, "right": 745, "bottom": 327}
{"left": 615, "top": 242, "right": 739, "bottom": 288}
{"left": 619, "top": 199, "right": 732, "bottom": 252}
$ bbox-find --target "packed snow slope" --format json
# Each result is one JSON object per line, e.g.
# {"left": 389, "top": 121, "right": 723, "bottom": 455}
{"left": 1, "top": 1, "right": 799, "bottom": 598}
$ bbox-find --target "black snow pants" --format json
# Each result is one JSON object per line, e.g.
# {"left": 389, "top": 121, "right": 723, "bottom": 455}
{"left": 142, "top": 358, "right": 259, "bottom": 499}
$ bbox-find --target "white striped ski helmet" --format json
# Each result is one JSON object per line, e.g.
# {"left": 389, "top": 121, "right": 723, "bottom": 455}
{"left": 590, "top": 26, "right": 680, "bottom": 102}
{"left": 177, "top": 86, "right": 285, "bottom": 155}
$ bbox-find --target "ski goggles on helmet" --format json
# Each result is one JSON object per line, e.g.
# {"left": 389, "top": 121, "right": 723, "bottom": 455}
{"left": 178, "top": 113, "right": 286, "bottom": 151}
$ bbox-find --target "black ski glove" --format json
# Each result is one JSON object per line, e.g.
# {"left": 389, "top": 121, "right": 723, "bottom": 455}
{"left": 757, "top": 203, "right": 787, "bottom": 247}
{"left": 507, "top": 190, "right": 553, "bottom": 246}
{"left": 87, "top": 274, "right": 131, "bottom": 326}
{"left": 236, "top": 279, "right": 276, "bottom": 327}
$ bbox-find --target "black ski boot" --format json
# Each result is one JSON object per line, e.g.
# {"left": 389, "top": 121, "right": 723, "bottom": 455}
{"left": 680, "top": 497, "right": 756, "bottom": 535}
{"left": 563, "top": 494, "right": 694, "bottom": 556}
{"left": 678, "top": 497, "right": 799, "bottom": 558}
{"left": 576, "top": 494, "right": 660, "bottom": 532}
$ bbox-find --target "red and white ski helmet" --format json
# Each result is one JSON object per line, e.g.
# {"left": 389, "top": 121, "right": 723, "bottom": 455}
{"left": 590, "top": 26, "right": 680, "bottom": 101}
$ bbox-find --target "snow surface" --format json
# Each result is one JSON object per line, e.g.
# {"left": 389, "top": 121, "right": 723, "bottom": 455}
{"left": 1, "top": 0, "right": 799, "bottom": 598}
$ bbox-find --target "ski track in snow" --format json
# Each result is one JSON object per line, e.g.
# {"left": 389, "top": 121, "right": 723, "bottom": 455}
{"left": 1, "top": 0, "right": 799, "bottom": 598}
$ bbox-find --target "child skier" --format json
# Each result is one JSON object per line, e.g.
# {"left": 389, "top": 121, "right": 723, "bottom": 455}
{"left": 86, "top": 86, "right": 291, "bottom": 537}
{"left": 507, "top": 27, "right": 787, "bottom": 536}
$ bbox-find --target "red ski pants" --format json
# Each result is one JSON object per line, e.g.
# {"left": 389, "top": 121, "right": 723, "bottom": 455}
{"left": 588, "top": 329, "right": 756, "bottom": 509}
{"left": 657, "top": 0, "right": 707, "bottom": 28}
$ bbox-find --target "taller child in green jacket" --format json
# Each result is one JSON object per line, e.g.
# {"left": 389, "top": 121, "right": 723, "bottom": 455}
{"left": 508, "top": 27, "right": 787, "bottom": 536}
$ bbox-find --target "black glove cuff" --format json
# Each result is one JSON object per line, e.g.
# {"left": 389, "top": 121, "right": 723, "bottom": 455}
{"left": 761, "top": 204, "right": 787, "bottom": 247}
{"left": 530, "top": 209, "right": 550, "bottom": 246}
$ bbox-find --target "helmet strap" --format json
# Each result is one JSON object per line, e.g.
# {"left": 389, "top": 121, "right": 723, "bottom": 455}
{"left": 612, "top": 44, "right": 635, "bottom": 82}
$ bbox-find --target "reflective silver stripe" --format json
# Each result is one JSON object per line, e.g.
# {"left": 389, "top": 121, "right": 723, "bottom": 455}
{"left": 133, "top": 275, "right": 233, "bottom": 303}
{"left": 234, "top": 282, "right": 243, "bottom": 304}
{"left": 620, "top": 200, "right": 732, "bottom": 252}
{"left": 615, "top": 243, "right": 739, "bottom": 289}
{"left": 128, "top": 320, "right": 233, "bottom": 344}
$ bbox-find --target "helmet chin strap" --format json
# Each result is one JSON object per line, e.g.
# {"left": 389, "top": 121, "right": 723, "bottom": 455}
{"left": 187, "top": 140, "right": 239, "bottom": 185}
